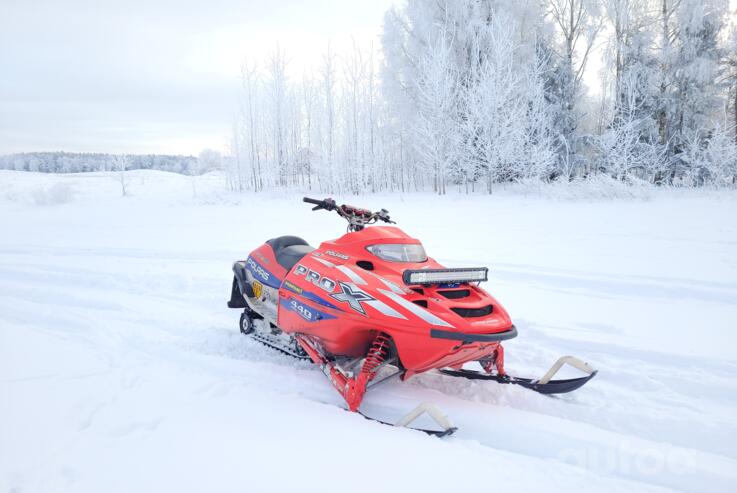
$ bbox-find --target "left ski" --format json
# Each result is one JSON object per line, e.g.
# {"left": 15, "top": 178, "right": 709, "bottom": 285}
{"left": 356, "top": 402, "right": 457, "bottom": 437}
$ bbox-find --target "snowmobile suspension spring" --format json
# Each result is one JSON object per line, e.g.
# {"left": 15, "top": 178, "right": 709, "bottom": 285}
{"left": 362, "top": 332, "right": 391, "bottom": 377}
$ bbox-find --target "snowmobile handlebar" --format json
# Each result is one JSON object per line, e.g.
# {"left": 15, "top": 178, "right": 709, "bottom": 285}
{"left": 302, "top": 196, "right": 395, "bottom": 231}
{"left": 303, "top": 196, "right": 337, "bottom": 211}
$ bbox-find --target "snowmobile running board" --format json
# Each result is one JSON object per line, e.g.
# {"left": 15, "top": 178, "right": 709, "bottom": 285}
{"left": 439, "top": 356, "right": 597, "bottom": 395}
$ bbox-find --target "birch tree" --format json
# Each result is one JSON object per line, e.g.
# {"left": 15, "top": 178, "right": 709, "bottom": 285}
{"left": 546, "top": 0, "right": 603, "bottom": 176}
{"left": 411, "top": 31, "right": 460, "bottom": 194}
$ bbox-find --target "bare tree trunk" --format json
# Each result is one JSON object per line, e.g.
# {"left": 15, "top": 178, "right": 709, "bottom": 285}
{"left": 733, "top": 86, "right": 737, "bottom": 145}
{"left": 114, "top": 155, "right": 129, "bottom": 196}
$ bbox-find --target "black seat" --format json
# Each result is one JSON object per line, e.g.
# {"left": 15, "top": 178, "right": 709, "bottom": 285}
{"left": 274, "top": 244, "right": 315, "bottom": 271}
{"left": 267, "top": 236, "right": 315, "bottom": 272}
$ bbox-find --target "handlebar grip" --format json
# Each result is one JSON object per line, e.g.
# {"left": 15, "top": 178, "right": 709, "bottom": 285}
{"left": 303, "top": 197, "right": 323, "bottom": 205}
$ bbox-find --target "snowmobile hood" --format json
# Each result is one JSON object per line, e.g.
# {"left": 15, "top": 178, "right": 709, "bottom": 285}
{"left": 305, "top": 228, "right": 513, "bottom": 335}
{"left": 328, "top": 226, "right": 421, "bottom": 246}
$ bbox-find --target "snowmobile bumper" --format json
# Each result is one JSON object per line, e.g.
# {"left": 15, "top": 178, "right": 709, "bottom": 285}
{"left": 430, "top": 325, "right": 518, "bottom": 343}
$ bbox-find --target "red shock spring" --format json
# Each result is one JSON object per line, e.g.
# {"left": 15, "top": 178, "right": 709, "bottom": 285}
{"left": 361, "top": 332, "right": 391, "bottom": 377}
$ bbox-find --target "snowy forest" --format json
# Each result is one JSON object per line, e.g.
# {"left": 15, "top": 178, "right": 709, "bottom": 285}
{"left": 4, "top": 0, "right": 736, "bottom": 195}
{"left": 228, "top": 0, "right": 737, "bottom": 193}
{"left": 0, "top": 152, "right": 218, "bottom": 175}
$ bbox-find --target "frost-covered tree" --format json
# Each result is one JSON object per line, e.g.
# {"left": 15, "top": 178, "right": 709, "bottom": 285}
{"left": 0, "top": 153, "right": 201, "bottom": 175}
{"left": 545, "top": 0, "right": 603, "bottom": 176}
{"left": 596, "top": 74, "right": 665, "bottom": 180}
{"left": 411, "top": 30, "right": 460, "bottom": 194}
{"left": 602, "top": 0, "right": 657, "bottom": 122}
{"left": 382, "top": 0, "right": 556, "bottom": 193}
{"left": 241, "top": 61, "right": 263, "bottom": 191}
{"left": 725, "top": 23, "right": 737, "bottom": 145}
{"left": 463, "top": 15, "right": 556, "bottom": 191}
{"left": 652, "top": 0, "right": 729, "bottom": 182}
{"left": 112, "top": 154, "right": 129, "bottom": 196}
{"left": 266, "top": 46, "right": 289, "bottom": 186}
{"left": 595, "top": 0, "right": 662, "bottom": 180}
{"left": 320, "top": 44, "right": 337, "bottom": 191}
{"left": 672, "top": 0, "right": 727, "bottom": 162}
{"left": 702, "top": 124, "right": 737, "bottom": 184}
{"left": 219, "top": 0, "right": 737, "bottom": 192}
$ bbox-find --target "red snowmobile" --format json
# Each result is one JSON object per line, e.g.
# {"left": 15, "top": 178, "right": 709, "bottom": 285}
{"left": 228, "top": 197, "right": 596, "bottom": 435}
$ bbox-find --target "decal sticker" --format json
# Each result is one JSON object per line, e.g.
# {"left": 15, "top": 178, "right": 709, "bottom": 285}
{"left": 318, "top": 277, "right": 336, "bottom": 292}
{"left": 330, "top": 282, "right": 374, "bottom": 316}
{"left": 246, "top": 256, "right": 280, "bottom": 288}
{"left": 336, "top": 265, "right": 367, "bottom": 285}
{"left": 325, "top": 250, "right": 349, "bottom": 260}
{"left": 312, "top": 256, "right": 336, "bottom": 268}
{"left": 438, "top": 282, "right": 461, "bottom": 289}
{"left": 377, "top": 288, "right": 454, "bottom": 327}
{"left": 252, "top": 280, "right": 263, "bottom": 299}
{"left": 301, "top": 290, "right": 341, "bottom": 310}
{"left": 284, "top": 297, "right": 336, "bottom": 322}
{"left": 364, "top": 299, "right": 407, "bottom": 319}
{"left": 282, "top": 280, "right": 302, "bottom": 294}
{"left": 255, "top": 252, "right": 270, "bottom": 264}
{"left": 247, "top": 257, "right": 270, "bottom": 281}
{"left": 293, "top": 264, "right": 336, "bottom": 293}
{"left": 283, "top": 277, "right": 341, "bottom": 311}
{"left": 306, "top": 270, "right": 321, "bottom": 284}
{"left": 366, "top": 271, "right": 409, "bottom": 294}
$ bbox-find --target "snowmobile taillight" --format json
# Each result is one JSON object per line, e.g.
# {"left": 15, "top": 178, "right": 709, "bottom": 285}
{"left": 403, "top": 267, "right": 488, "bottom": 285}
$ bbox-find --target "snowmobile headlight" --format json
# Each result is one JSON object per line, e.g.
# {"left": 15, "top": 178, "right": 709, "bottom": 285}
{"left": 367, "top": 243, "right": 427, "bottom": 262}
{"left": 403, "top": 268, "right": 488, "bottom": 285}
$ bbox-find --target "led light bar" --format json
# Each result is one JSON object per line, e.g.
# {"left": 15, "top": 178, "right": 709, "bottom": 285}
{"left": 402, "top": 267, "right": 488, "bottom": 285}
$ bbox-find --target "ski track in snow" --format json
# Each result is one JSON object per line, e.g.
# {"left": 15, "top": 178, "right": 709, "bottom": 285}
{"left": 1, "top": 170, "right": 737, "bottom": 492}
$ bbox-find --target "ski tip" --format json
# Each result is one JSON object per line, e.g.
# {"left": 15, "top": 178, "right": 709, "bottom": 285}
{"left": 424, "top": 426, "right": 458, "bottom": 437}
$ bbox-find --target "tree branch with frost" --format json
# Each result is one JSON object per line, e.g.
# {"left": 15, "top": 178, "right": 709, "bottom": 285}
{"left": 411, "top": 29, "right": 460, "bottom": 194}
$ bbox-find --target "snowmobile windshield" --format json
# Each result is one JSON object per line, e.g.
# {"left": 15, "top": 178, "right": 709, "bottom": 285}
{"left": 366, "top": 243, "right": 427, "bottom": 263}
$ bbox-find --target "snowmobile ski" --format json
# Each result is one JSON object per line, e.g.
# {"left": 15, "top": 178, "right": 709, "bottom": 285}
{"left": 357, "top": 402, "right": 457, "bottom": 437}
{"left": 439, "top": 356, "right": 597, "bottom": 395}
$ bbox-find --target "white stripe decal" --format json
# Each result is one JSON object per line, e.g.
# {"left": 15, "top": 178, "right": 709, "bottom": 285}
{"left": 336, "top": 265, "right": 367, "bottom": 285}
{"left": 365, "top": 300, "right": 407, "bottom": 319}
{"left": 378, "top": 289, "right": 454, "bottom": 327}
{"left": 312, "top": 256, "right": 336, "bottom": 268}
{"left": 366, "top": 272, "right": 406, "bottom": 294}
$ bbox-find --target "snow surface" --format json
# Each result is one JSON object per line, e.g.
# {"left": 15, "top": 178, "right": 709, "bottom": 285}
{"left": 1, "top": 170, "right": 737, "bottom": 492}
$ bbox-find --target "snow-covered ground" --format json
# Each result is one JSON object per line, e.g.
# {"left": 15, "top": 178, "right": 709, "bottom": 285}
{"left": 1, "top": 170, "right": 736, "bottom": 492}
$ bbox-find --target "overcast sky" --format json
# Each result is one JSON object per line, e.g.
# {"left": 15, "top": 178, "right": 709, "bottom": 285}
{"left": 0, "top": 0, "right": 395, "bottom": 156}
